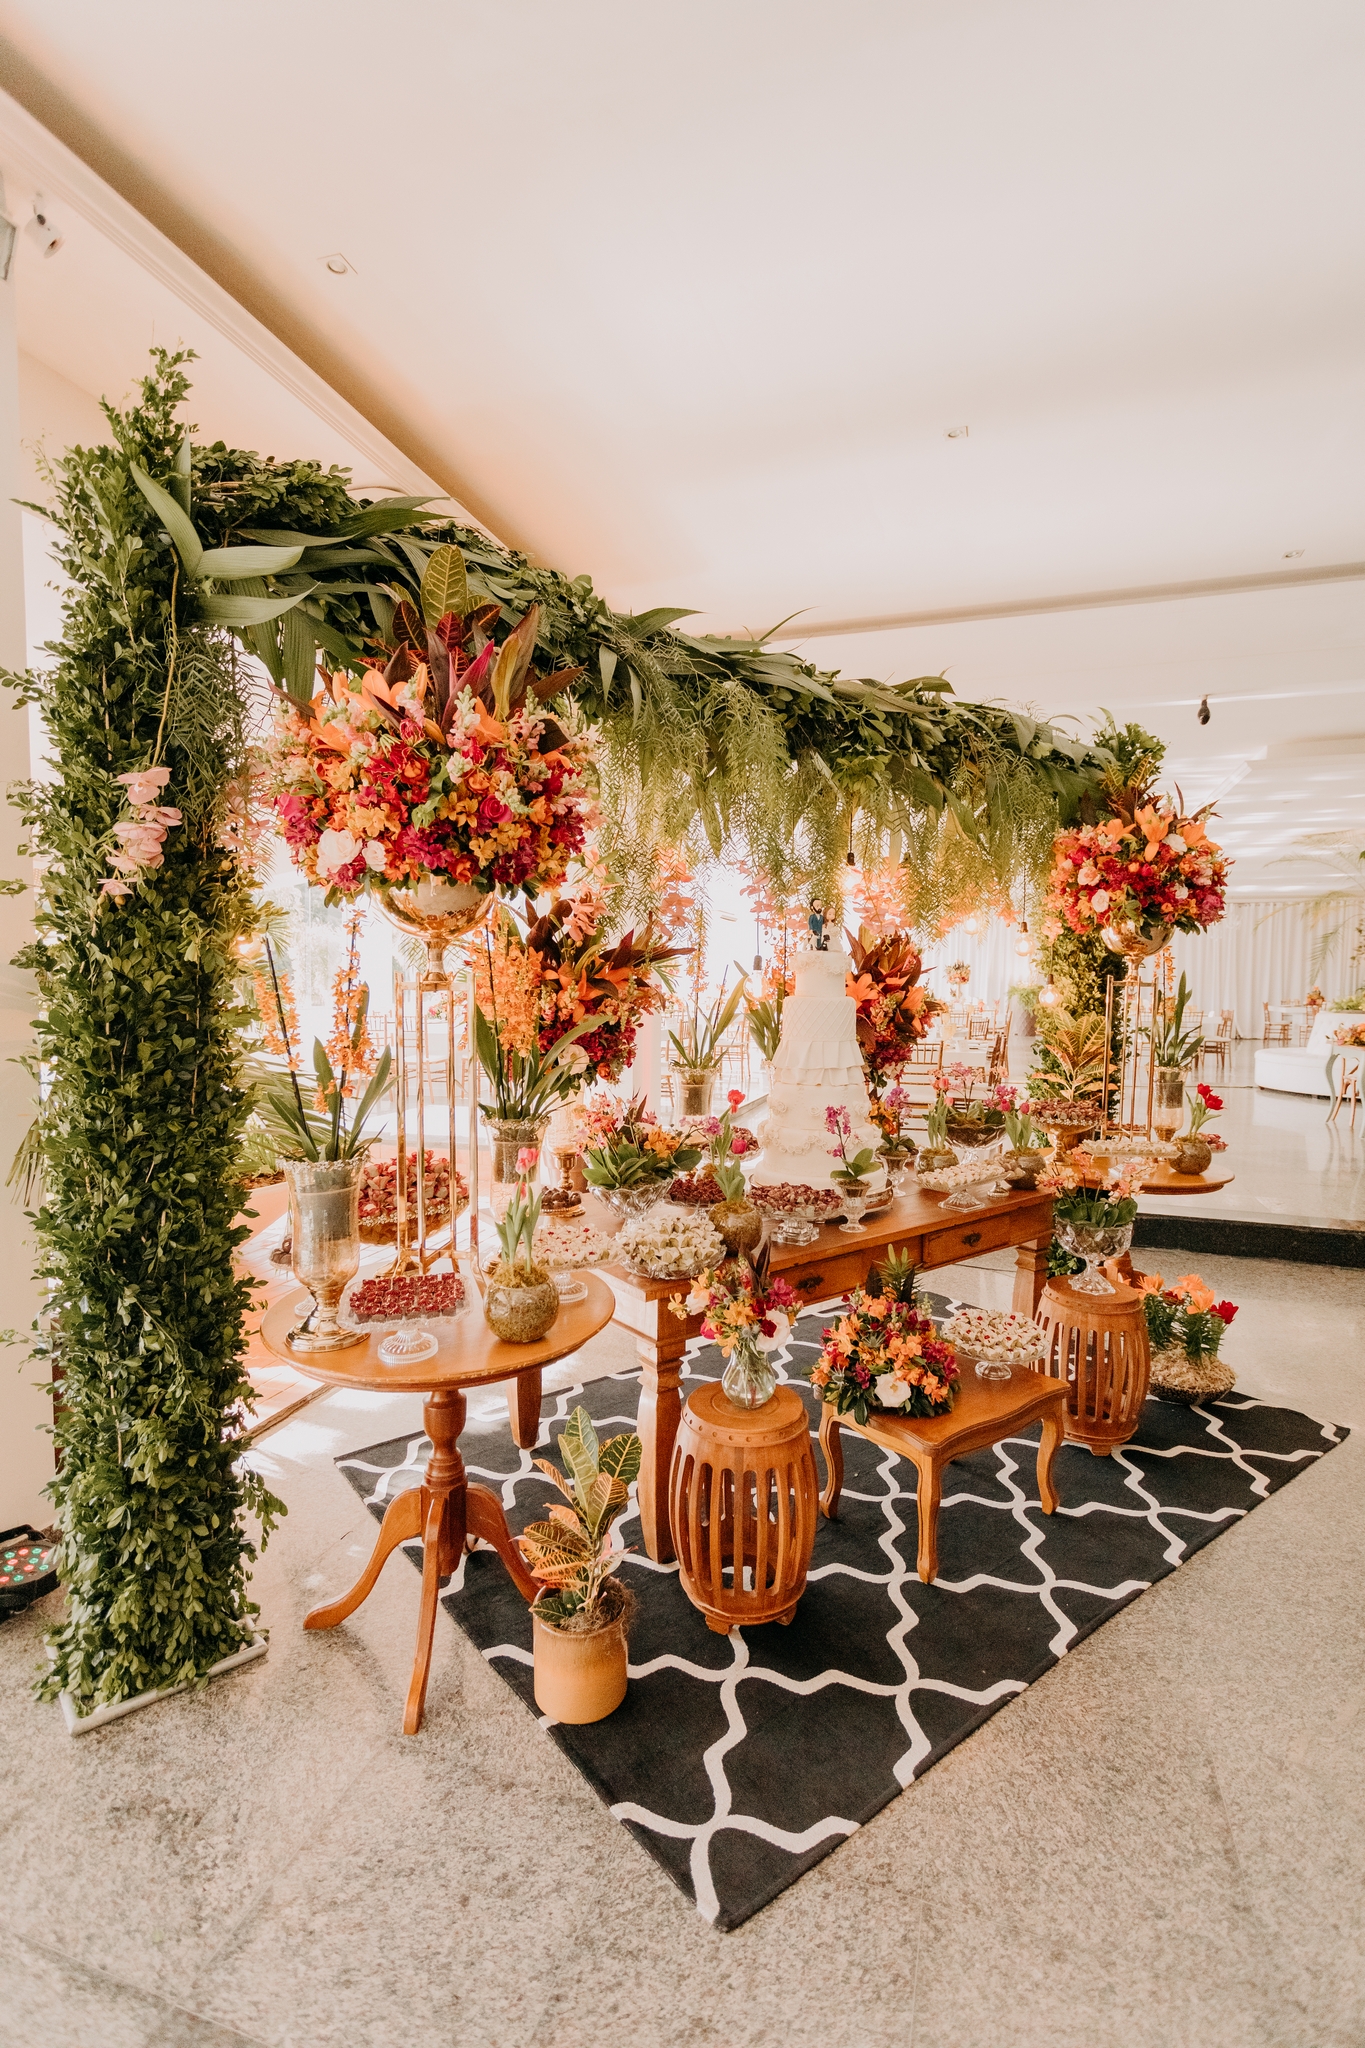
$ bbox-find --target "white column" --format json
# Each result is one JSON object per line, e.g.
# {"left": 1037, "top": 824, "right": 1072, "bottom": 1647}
{"left": 0, "top": 237, "right": 48, "bottom": 1527}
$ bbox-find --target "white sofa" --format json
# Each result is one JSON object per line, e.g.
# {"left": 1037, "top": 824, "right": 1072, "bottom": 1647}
{"left": 1254, "top": 1013, "right": 1347, "bottom": 1097}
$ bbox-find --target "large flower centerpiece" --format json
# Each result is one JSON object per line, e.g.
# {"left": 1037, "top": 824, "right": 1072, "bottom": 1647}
{"left": 267, "top": 581, "right": 595, "bottom": 903}
{"left": 809, "top": 1252, "right": 959, "bottom": 1424}
{"left": 1043, "top": 766, "right": 1228, "bottom": 954}
{"left": 671, "top": 1241, "right": 798, "bottom": 1406}
{"left": 845, "top": 926, "right": 947, "bottom": 1093}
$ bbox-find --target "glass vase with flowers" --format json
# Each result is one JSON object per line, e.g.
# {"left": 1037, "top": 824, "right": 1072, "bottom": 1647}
{"left": 941, "top": 1066, "right": 1011, "bottom": 1150}
{"left": 1037, "top": 1156, "right": 1151, "bottom": 1296}
{"left": 580, "top": 1096, "right": 703, "bottom": 1222}
{"left": 666, "top": 982, "right": 748, "bottom": 1117}
{"left": 473, "top": 993, "right": 598, "bottom": 1216}
{"left": 825, "top": 1104, "right": 880, "bottom": 1233}
{"left": 256, "top": 1037, "right": 394, "bottom": 1352}
{"left": 869, "top": 1084, "right": 917, "bottom": 1188}
{"left": 671, "top": 1239, "right": 798, "bottom": 1410}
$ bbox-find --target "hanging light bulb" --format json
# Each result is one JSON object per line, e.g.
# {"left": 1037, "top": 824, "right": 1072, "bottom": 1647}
{"left": 963, "top": 914, "right": 982, "bottom": 937}
{"left": 1038, "top": 978, "right": 1062, "bottom": 1008}
{"left": 1015, "top": 920, "right": 1034, "bottom": 959}
{"left": 753, "top": 952, "right": 762, "bottom": 971}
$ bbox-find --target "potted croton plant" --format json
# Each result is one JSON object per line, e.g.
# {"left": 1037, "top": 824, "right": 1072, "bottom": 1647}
{"left": 519, "top": 1407, "right": 640, "bottom": 1723}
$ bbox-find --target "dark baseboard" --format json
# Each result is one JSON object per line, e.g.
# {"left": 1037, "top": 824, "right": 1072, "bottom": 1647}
{"left": 1134, "top": 1214, "right": 1365, "bottom": 1268}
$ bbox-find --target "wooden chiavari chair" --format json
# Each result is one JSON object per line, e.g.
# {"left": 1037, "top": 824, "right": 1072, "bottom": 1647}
{"left": 1262, "top": 1002, "right": 1290, "bottom": 1047}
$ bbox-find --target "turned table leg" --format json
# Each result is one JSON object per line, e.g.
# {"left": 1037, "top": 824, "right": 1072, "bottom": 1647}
{"left": 1013, "top": 1237, "right": 1051, "bottom": 1316}
{"left": 1036, "top": 1399, "right": 1064, "bottom": 1515}
{"left": 914, "top": 1455, "right": 943, "bottom": 1584}
{"left": 305, "top": 1385, "right": 538, "bottom": 1737}
{"left": 507, "top": 1367, "right": 543, "bottom": 1449}
{"left": 818, "top": 1406, "right": 845, "bottom": 1517}
{"left": 636, "top": 1337, "right": 685, "bottom": 1563}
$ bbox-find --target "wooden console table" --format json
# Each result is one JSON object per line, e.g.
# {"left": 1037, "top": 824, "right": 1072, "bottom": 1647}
{"left": 596, "top": 1185, "right": 1053, "bottom": 1563}
{"left": 260, "top": 1275, "right": 614, "bottom": 1734}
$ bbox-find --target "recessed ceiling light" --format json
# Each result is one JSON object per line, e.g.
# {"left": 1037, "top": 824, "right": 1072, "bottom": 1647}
{"left": 944, "top": 425, "right": 969, "bottom": 440}
{"left": 1282, "top": 549, "right": 1304, "bottom": 559}
{"left": 322, "top": 252, "right": 356, "bottom": 276}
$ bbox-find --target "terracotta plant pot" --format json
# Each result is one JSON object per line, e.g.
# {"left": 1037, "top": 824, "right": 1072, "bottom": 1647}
{"left": 483, "top": 1269, "right": 559, "bottom": 1344}
{"left": 708, "top": 1197, "right": 763, "bottom": 1257}
{"left": 531, "top": 1597, "right": 629, "bottom": 1723}
{"left": 1172, "top": 1136, "right": 1213, "bottom": 1176}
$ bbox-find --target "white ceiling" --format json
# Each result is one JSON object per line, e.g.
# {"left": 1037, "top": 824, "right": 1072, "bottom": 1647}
{"left": 0, "top": 0, "right": 1360, "bottom": 890}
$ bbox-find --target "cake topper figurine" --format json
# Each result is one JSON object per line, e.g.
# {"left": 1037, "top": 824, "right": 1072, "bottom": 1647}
{"left": 808, "top": 903, "right": 828, "bottom": 951}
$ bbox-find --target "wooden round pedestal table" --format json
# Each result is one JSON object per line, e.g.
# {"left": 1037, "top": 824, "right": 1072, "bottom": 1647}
{"left": 668, "top": 1381, "right": 818, "bottom": 1632}
{"left": 260, "top": 1274, "right": 614, "bottom": 1733}
{"left": 1036, "top": 1274, "right": 1152, "bottom": 1456}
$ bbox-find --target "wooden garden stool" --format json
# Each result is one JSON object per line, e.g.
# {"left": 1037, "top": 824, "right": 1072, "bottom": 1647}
{"left": 668, "top": 1381, "right": 819, "bottom": 1632}
{"left": 1036, "top": 1275, "right": 1152, "bottom": 1456}
{"left": 818, "top": 1367, "right": 1067, "bottom": 1584}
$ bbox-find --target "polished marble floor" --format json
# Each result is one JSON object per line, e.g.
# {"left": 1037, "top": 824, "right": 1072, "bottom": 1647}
{"left": 3, "top": 1248, "right": 1361, "bottom": 2048}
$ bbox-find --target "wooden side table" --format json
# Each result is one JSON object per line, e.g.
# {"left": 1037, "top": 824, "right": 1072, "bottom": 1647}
{"left": 1036, "top": 1275, "right": 1151, "bottom": 1456}
{"left": 818, "top": 1366, "right": 1067, "bottom": 1584}
{"left": 260, "top": 1275, "right": 615, "bottom": 1733}
{"left": 598, "top": 1183, "right": 1055, "bottom": 1563}
{"left": 669, "top": 1381, "right": 819, "bottom": 1631}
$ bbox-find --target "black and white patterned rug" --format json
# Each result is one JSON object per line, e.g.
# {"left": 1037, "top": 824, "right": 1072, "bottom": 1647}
{"left": 336, "top": 1297, "right": 1346, "bottom": 1930}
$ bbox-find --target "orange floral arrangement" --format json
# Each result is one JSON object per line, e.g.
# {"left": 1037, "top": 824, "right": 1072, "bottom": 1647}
{"left": 470, "top": 890, "right": 685, "bottom": 1085}
{"left": 845, "top": 926, "right": 947, "bottom": 1092}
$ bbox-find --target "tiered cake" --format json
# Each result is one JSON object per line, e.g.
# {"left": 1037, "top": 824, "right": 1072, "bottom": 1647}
{"left": 756, "top": 943, "right": 885, "bottom": 1193}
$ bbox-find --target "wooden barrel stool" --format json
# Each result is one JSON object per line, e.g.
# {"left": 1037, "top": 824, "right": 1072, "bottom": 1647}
{"left": 668, "top": 1381, "right": 818, "bottom": 1632}
{"left": 1037, "top": 1275, "right": 1152, "bottom": 1455}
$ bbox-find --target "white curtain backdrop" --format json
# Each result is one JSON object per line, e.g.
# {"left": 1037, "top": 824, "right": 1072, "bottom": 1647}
{"left": 931, "top": 900, "right": 1354, "bottom": 1036}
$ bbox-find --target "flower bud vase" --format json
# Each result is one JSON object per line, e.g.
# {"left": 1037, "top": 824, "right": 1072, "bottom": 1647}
{"left": 721, "top": 1332, "right": 777, "bottom": 1410}
{"left": 674, "top": 1067, "right": 718, "bottom": 1119}
{"left": 1152, "top": 1065, "right": 1185, "bottom": 1140}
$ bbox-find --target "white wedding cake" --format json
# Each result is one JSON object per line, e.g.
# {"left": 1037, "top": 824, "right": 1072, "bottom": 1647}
{"left": 756, "top": 943, "right": 885, "bottom": 1193}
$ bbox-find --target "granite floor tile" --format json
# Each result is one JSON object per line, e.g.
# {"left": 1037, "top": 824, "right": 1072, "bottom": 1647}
{"left": 3, "top": 1935, "right": 268, "bottom": 2048}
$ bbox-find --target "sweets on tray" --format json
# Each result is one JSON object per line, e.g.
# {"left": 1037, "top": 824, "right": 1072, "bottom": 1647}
{"left": 540, "top": 1185, "right": 583, "bottom": 1213}
{"left": 350, "top": 1273, "right": 466, "bottom": 1322}
{"left": 749, "top": 1181, "right": 841, "bottom": 1214}
{"left": 669, "top": 1171, "right": 726, "bottom": 1205}
{"left": 357, "top": 1152, "right": 467, "bottom": 1243}
{"left": 942, "top": 1308, "right": 1044, "bottom": 1362}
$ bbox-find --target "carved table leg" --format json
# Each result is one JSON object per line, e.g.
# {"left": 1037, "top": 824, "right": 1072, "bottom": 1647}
{"left": 913, "top": 1455, "right": 943, "bottom": 1584}
{"left": 306, "top": 1384, "right": 538, "bottom": 1736}
{"left": 507, "top": 1367, "right": 543, "bottom": 1449}
{"left": 1036, "top": 1400, "right": 1064, "bottom": 1515}
{"left": 636, "top": 1337, "right": 685, "bottom": 1563}
{"left": 818, "top": 1406, "right": 845, "bottom": 1518}
{"left": 1013, "top": 1237, "right": 1051, "bottom": 1316}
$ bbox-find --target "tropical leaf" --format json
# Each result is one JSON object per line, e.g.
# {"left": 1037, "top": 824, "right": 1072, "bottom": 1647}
{"left": 598, "top": 1432, "right": 642, "bottom": 1488}
{"left": 280, "top": 606, "right": 317, "bottom": 702}
{"left": 198, "top": 591, "right": 312, "bottom": 628}
{"left": 531, "top": 1456, "right": 577, "bottom": 1501}
{"left": 490, "top": 605, "right": 540, "bottom": 720}
{"left": 129, "top": 461, "right": 203, "bottom": 574}
{"left": 559, "top": 1406, "right": 601, "bottom": 1504}
{"left": 420, "top": 544, "right": 469, "bottom": 626}
{"left": 197, "top": 543, "right": 305, "bottom": 579}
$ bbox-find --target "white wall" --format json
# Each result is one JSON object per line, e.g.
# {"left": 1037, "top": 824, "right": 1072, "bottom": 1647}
{"left": 0, "top": 287, "right": 49, "bottom": 1526}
